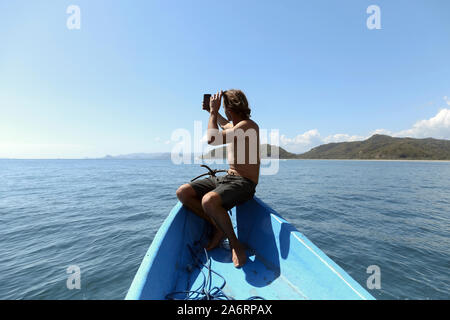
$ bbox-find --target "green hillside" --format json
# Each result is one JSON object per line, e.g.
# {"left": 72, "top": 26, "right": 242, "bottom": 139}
{"left": 202, "top": 135, "right": 450, "bottom": 160}
{"left": 297, "top": 135, "right": 450, "bottom": 160}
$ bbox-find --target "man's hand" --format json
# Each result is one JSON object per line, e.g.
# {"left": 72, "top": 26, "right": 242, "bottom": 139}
{"left": 209, "top": 90, "right": 223, "bottom": 115}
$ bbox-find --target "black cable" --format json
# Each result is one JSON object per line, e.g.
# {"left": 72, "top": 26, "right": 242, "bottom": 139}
{"left": 165, "top": 244, "right": 265, "bottom": 300}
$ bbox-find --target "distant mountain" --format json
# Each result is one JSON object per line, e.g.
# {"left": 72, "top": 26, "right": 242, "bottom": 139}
{"left": 102, "top": 135, "right": 450, "bottom": 161}
{"left": 297, "top": 134, "right": 450, "bottom": 160}
{"left": 102, "top": 153, "right": 172, "bottom": 160}
{"left": 201, "top": 144, "right": 298, "bottom": 159}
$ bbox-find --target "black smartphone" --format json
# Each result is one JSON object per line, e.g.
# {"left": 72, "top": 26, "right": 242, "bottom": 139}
{"left": 202, "top": 94, "right": 211, "bottom": 111}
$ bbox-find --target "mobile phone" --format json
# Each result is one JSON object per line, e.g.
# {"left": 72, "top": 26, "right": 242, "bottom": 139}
{"left": 202, "top": 94, "right": 211, "bottom": 111}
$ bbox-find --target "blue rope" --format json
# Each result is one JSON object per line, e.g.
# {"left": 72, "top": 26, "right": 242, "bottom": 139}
{"left": 165, "top": 244, "right": 265, "bottom": 300}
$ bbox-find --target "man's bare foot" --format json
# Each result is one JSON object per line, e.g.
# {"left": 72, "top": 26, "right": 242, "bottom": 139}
{"left": 205, "top": 228, "right": 225, "bottom": 251}
{"left": 231, "top": 243, "right": 247, "bottom": 268}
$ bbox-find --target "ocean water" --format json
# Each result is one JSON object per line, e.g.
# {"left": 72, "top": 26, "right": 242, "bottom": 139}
{"left": 0, "top": 159, "right": 449, "bottom": 300}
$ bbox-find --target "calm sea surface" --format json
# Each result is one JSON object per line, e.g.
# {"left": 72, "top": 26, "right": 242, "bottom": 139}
{"left": 1, "top": 159, "right": 449, "bottom": 300}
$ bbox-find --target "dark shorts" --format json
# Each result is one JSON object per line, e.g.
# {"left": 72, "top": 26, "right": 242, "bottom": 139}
{"left": 189, "top": 174, "right": 257, "bottom": 211}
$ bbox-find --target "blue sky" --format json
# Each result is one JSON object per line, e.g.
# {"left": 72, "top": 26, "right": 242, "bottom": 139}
{"left": 1, "top": 0, "right": 449, "bottom": 158}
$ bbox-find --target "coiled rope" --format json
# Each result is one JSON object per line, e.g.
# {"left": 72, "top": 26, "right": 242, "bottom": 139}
{"left": 165, "top": 244, "right": 265, "bottom": 300}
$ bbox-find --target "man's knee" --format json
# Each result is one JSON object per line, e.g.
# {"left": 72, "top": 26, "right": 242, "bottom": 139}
{"left": 201, "top": 192, "right": 222, "bottom": 212}
{"left": 176, "top": 184, "right": 196, "bottom": 203}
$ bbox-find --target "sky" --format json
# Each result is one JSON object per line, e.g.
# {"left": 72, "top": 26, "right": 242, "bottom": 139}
{"left": 1, "top": 0, "right": 449, "bottom": 158}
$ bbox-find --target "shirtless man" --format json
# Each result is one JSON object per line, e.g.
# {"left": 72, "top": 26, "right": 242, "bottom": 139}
{"left": 176, "top": 89, "right": 260, "bottom": 267}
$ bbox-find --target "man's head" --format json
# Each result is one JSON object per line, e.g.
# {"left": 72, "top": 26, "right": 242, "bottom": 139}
{"left": 222, "top": 89, "right": 251, "bottom": 121}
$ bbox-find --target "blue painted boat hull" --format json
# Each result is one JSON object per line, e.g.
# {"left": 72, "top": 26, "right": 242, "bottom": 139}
{"left": 126, "top": 197, "right": 375, "bottom": 300}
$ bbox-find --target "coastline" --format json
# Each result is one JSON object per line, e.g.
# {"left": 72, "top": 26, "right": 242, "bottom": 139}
{"left": 284, "top": 158, "right": 450, "bottom": 162}
{"left": 1, "top": 158, "right": 450, "bottom": 163}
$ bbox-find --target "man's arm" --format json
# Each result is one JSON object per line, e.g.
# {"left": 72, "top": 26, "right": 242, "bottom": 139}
{"left": 202, "top": 90, "right": 232, "bottom": 130}
{"left": 217, "top": 113, "right": 233, "bottom": 130}
{"left": 207, "top": 110, "right": 229, "bottom": 145}
{"left": 207, "top": 91, "right": 231, "bottom": 145}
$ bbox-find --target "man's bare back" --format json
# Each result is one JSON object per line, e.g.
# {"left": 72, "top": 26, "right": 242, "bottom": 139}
{"left": 226, "top": 119, "right": 260, "bottom": 185}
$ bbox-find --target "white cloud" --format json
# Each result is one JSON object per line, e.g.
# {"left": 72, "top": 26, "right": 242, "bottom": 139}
{"left": 393, "top": 108, "right": 450, "bottom": 139}
{"left": 280, "top": 130, "right": 366, "bottom": 153}
{"left": 280, "top": 129, "right": 322, "bottom": 147}
{"left": 369, "top": 128, "right": 394, "bottom": 136}
{"left": 444, "top": 96, "right": 450, "bottom": 106}
{"left": 279, "top": 129, "right": 327, "bottom": 153}
{"left": 323, "top": 133, "right": 366, "bottom": 144}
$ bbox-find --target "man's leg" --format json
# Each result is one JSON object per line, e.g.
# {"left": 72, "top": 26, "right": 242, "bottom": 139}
{"left": 176, "top": 184, "right": 224, "bottom": 250}
{"left": 176, "top": 184, "right": 211, "bottom": 222}
{"left": 201, "top": 191, "right": 246, "bottom": 267}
